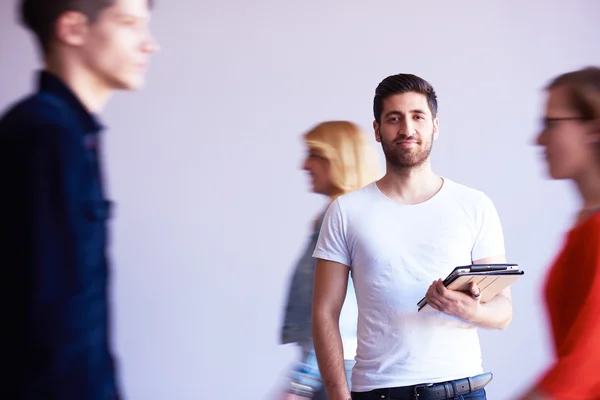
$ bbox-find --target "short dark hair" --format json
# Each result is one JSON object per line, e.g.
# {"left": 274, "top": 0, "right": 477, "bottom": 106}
{"left": 546, "top": 66, "right": 600, "bottom": 120}
{"left": 373, "top": 73, "right": 438, "bottom": 123}
{"left": 19, "top": 0, "right": 154, "bottom": 55}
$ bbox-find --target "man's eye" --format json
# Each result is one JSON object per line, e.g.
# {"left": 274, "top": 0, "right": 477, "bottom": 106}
{"left": 122, "top": 18, "right": 139, "bottom": 26}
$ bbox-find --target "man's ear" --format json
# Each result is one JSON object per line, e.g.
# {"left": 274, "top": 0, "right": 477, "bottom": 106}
{"left": 373, "top": 120, "right": 381, "bottom": 143}
{"left": 55, "top": 11, "right": 89, "bottom": 47}
{"left": 433, "top": 117, "right": 439, "bottom": 141}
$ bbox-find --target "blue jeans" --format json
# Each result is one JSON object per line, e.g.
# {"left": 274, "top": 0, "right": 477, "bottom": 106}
{"left": 351, "top": 388, "right": 487, "bottom": 400}
{"left": 287, "top": 349, "right": 354, "bottom": 399}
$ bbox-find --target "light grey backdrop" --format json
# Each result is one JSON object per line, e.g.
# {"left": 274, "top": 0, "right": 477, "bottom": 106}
{"left": 1, "top": 0, "right": 599, "bottom": 399}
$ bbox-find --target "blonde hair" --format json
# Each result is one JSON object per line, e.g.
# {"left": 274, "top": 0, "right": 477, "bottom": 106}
{"left": 547, "top": 66, "right": 600, "bottom": 120}
{"left": 304, "top": 120, "right": 381, "bottom": 196}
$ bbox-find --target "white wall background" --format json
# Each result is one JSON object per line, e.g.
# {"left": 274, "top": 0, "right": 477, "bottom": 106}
{"left": 1, "top": 0, "right": 600, "bottom": 399}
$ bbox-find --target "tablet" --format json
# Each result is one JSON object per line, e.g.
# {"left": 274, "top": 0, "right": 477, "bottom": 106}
{"left": 443, "top": 263, "right": 520, "bottom": 284}
{"left": 417, "top": 263, "right": 524, "bottom": 312}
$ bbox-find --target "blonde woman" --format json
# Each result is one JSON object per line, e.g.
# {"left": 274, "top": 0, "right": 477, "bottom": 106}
{"left": 280, "top": 121, "right": 381, "bottom": 400}
{"left": 518, "top": 67, "right": 600, "bottom": 400}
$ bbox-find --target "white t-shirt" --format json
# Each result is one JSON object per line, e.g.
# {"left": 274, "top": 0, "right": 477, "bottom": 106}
{"left": 313, "top": 178, "right": 505, "bottom": 391}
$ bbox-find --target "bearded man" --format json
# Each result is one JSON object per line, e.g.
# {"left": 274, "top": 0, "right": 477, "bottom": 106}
{"left": 311, "top": 73, "right": 513, "bottom": 400}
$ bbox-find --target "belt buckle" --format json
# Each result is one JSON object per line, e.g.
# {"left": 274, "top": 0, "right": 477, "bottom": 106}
{"left": 413, "top": 382, "right": 434, "bottom": 398}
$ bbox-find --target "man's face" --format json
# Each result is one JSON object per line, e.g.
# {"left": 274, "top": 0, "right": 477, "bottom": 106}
{"left": 71, "top": 0, "right": 159, "bottom": 90}
{"left": 373, "top": 92, "right": 438, "bottom": 170}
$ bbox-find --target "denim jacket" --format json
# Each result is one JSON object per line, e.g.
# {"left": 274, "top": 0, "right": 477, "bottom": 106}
{"left": 0, "top": 71, "right": 119, "bottom": 399}
{"left": 281, "top": 210, "right": 357, "bottom": 354}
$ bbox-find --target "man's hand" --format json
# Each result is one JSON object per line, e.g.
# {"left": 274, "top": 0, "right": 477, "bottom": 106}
{"left": 425, "top": 279, "right": 482, "bottom": 322}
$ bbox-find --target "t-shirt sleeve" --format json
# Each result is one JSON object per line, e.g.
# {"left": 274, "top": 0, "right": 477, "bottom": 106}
{"left": 312, "top": 198, "right": 351, "bottom": 267}
{"left": 471, "top": 194, "right": 506, "bottom": 262}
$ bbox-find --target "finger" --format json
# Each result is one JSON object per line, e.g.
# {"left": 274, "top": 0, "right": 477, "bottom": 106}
{"left": 430, "top": 290, "right": 450, "bottom": 310}
{"left": 429, "top": 281, "right": 443, "bottom": 300}
{"left": 426, "top": 281, "right": 434, "bottom": 299}
{"left": 428, "top": 297, "right": 443, "bottom": 310}
{"left": 469, "top": 282, "right": 482, "bottom": 301}
{"left": 435, "top": 280, "right": 447, "bottom": 296}
{"left": 425, "top": 285, "right": 433, "bottom": 303}
{"left": 426, "top": 283, "right": 444, "bottom": 310}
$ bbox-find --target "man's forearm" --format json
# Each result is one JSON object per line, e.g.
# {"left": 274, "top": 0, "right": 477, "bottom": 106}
{"left": 469, "top": 294, "right": 513, "bottom": 329}
{"left": 312, "top": 313, "right": 351, "bottom": 400}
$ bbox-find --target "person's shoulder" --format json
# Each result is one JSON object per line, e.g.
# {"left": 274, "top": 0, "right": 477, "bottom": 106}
{"left": 335, "top": 181, "right": 378, "bottom": 206}
{"left": 442, "top": 178, "right": 494, "bottom": 206}
{"left": 7, "top": 90, "right": 72, "bottom": 123}
{"left": 579, "top": 212, "right": 600, "bottom": 235}
{"left": 591, "top": 212, "right": 600, "bottom": 227}
{"left": 0, "top": 92, "right": 75, "bottom": 140}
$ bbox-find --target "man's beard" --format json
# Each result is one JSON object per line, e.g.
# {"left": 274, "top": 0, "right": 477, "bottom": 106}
{"left": 380, "top": 131, "right": 434, "bottom": 171}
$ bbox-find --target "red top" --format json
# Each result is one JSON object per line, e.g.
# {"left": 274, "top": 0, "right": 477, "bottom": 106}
{"left": 537, "top": 212, "right": 600, "bottom": 399}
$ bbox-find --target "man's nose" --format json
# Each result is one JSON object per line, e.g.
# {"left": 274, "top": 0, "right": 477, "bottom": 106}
{"left": 143, "top": 32, "right": 160, "bottom": 53}
{"left": 398, "top": 119, "right": 416, "bottom": 137}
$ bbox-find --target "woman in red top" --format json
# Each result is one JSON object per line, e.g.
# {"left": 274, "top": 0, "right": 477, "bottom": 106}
{"left": 519, "top": 67, "right": 600, "bottom": 400}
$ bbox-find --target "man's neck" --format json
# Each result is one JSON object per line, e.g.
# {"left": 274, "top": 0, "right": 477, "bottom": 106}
{"left": 45, "top": 58, "right": 112, "bottom": 113}
{"left": 377, "top": 161, "right": 443, "bottom": 205}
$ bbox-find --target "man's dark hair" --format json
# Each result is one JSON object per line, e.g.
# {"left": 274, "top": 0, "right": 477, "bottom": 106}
{"left": 373, "top": 73, "right": 438, "bottom": 123}
{"left": 19, "top": 0, "right": 154, "bottom": 55}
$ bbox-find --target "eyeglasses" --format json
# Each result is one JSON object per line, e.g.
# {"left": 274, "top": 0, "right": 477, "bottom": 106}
{"left": 541, "top": 116, "right": 590, "bottom": 131}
